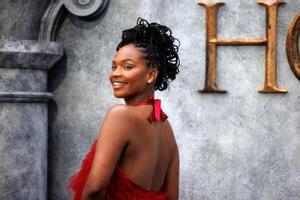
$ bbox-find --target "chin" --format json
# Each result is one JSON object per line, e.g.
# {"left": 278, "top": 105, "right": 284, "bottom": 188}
{"left": 112, "top": 92, "right": 122, "bottom": 98}
{"left": 113, "top": 90, "right": 129, "bottom": 99}
{"left": 113, "top": 93, "right": 124, "bottom": 98}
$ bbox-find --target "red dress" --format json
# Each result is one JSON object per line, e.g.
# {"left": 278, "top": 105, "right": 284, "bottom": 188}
{"left": 68, "top": 96, "right": 169, "bottom": 200}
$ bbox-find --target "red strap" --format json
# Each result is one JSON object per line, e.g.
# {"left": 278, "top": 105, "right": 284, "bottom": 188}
{"left": 146, "top": 96, "right": 168, "bottom": 123}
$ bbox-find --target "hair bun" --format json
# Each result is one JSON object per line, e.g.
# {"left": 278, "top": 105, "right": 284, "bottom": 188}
{"left": 117, "top": 17, "right": 180, "bottom": 91}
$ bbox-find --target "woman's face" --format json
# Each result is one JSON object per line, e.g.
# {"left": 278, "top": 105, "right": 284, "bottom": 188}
{"left": 109, "top": 44, "right": 156, "bottom": 99}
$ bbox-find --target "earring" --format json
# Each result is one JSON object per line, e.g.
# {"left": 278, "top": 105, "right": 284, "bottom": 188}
{"left": 148, "top": 80, "right": 152, "bottom": 83}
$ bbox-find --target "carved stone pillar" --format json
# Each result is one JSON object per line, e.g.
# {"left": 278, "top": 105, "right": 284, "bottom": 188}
{"left": 0, "top": 0, "right": 63, "bottom": 199}
{"left": 0, "top": 40, "right": 63, "bottom": 200}
{"left": 0, "top": 0, "right": 107, "bottom": 199}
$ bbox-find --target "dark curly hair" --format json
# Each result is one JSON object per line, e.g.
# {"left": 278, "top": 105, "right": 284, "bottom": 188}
{"left": 116, "top": 18, "right": 180, "bottom": 91}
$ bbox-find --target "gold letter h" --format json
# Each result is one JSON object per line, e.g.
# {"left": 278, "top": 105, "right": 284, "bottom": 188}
{"left": 198, "top": 0, "right": 287, "bottom": 93}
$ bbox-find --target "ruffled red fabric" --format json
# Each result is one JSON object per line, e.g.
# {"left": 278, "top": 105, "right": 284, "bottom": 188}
{"left": 68, "top": 96, "right": 169, "bottom": 199}
{"left": 68, "top": 140, "right": 98, "bottom": 200}
{"left": 104, "top": 166, "right": 168, "bottom": 200}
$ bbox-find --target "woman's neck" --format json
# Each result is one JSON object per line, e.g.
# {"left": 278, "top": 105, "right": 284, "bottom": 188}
{"left": 124, "top": 92, "right": 154, "bottom": 106}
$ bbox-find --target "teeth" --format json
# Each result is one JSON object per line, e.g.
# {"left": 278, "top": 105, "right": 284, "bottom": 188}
{"left": 113, "top": 82, "right": 127, "bottom": 86}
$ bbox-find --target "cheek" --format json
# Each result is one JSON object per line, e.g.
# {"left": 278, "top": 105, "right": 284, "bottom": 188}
{"left": 126, "top": 70, "right": 147, "bottom": 84}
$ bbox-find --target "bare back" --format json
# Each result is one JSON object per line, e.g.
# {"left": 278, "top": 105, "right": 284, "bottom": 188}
{"left": 117, "top": 104, "right": 177, "bottom": 192}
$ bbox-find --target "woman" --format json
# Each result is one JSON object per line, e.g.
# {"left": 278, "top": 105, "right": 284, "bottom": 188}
{"left": 68, "top": 18, "right": 180, "bottom": 200}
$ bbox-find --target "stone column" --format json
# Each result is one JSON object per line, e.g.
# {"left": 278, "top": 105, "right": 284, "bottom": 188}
{"left": 0, "top": 0, "right": 107, "bottom": 198}
{"left": 0, "top": 1, "right": 63, "bottom": 199}
{"left": 0, "top": 40, "right": 63, "bottom": 200}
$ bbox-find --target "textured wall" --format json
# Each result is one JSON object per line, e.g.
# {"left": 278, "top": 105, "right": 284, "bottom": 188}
{"left": 0, "top": 0, "right": 50, "bottom": 40}
{"left": 0, "top": 0, "right": 62, "bottom": 199}
{"left": 49, "top": 0, "right": 300, "bottom": 199}
{"left": 0, "top": 103, "right": 48, "bottom": 199}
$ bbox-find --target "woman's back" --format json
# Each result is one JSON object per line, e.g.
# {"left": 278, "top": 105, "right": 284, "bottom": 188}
{"left": 118, "top": 104, "right": 177, "bottom": 192}
{"left": 68, "top": 100, "right": 179, "bottom": 200}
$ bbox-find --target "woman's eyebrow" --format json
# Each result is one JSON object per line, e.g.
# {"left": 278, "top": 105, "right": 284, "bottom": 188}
{"left": 121, "top": 58, "right": 135, "bottom": 63}
{"left": 112, "top": 58, "right": 136, "bottom": 65}
{"left": 113, "top": 58, "right": 135, "bottom": 63}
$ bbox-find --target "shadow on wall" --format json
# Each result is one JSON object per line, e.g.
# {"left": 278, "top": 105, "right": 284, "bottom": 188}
{"left": 47, "top": 51, "right": 66, "bottom": 199}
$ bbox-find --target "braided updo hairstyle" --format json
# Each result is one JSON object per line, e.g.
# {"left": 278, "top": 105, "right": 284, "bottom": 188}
{"left": 116, "top": 18, "right": 180, "bottom": 91}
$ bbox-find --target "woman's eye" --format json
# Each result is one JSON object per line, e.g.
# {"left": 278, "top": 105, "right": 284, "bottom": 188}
{"left": 124, "top": 65, "right": 133, "bottom": 70}
{"left": 111, "top": 65, "right": 116, "bottom": 70}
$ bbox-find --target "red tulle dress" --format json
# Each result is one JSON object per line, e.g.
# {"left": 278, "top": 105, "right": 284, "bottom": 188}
{"left": 68, "top": 96, "right": 169, "bottom": 200}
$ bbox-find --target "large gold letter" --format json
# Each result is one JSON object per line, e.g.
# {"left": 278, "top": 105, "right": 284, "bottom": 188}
{"left": 198, "top": 0, "right": 287, "bottom": 93}
{"left": 286, "top": 13, "right": 300, "bottom": 80}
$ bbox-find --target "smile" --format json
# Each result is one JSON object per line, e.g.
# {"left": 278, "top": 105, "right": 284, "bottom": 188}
{"left": 112, "top": 81, "right": 128, "bottom": 88}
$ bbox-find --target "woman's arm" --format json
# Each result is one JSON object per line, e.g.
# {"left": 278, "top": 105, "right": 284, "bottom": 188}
{"left": 81, "top": 105, "right": 133, "bottom": 200}
{"left": 164, "top": 144, "right": 180, "bottom": 200}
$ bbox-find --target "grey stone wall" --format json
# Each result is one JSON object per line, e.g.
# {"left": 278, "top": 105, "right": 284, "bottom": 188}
{"left": 0, "top": 103, "right": 48, "bottom": 199}
{"left": 1, "top": 0, "right": 297, "bottom": 199}
{"left": 0, "top": 0, "right": 49, "bottom": 40}
{"left": 0, "top": 0, "right": 64, "bottom": 199}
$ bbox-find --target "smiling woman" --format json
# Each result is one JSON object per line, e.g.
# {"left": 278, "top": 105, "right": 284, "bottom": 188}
{"left": 68, "top": 18, "right": 181, "bottom": 200}
{"left": 110, "top": 44, "right": 158, "bottom": 100}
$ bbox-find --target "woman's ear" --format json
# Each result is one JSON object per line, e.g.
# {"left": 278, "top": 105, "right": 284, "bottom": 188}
{"left": 147, "top": 67, "right": 158, "bottom": 84}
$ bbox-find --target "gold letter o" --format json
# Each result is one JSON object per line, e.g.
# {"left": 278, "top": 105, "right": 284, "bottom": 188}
{"left": 287, "top": 14, "right": 300, "bottom": 80}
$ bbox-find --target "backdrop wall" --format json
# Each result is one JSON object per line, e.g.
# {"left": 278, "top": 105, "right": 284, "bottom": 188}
{"left": 0, "top": 0, "right": 299, "bottom": 199}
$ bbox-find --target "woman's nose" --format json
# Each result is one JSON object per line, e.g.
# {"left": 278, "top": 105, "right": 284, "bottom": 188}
{"left": 111, "top": 66, "right": 122, "bottom": 77}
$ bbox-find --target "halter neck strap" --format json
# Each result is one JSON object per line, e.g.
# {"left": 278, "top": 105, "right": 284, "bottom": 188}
{"left": 134, "top": 96, "right": 168, "bottom": 123}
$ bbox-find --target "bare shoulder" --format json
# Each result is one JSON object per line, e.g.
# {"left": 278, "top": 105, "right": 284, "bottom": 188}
{"left": 97, "top": 104, "right": 137, "bottom": 142}
{"left": 103, "top": 104, "right": 138, "bottom": 128}
{"left": 106, "top": 104, "right": 131, "bottom": 117}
